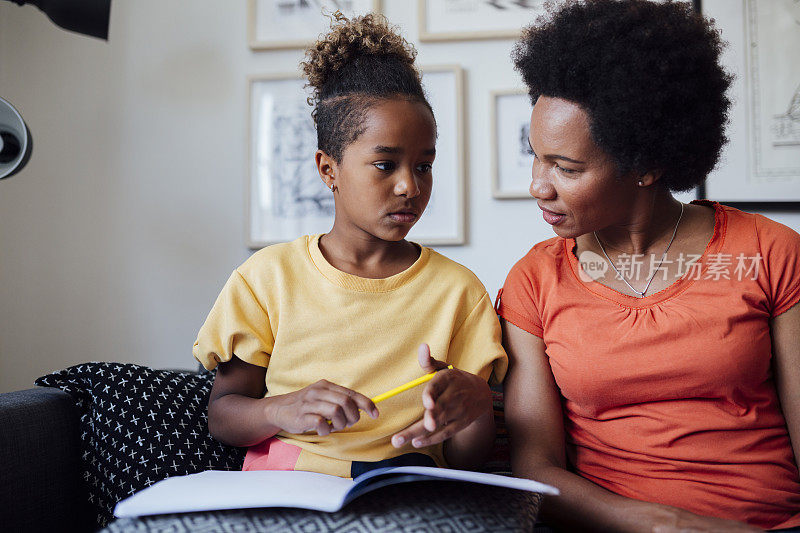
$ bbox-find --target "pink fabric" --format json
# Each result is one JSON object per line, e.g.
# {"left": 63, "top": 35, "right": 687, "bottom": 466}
{"left": 242, "top": 437, "right": 302, "bottom": 471}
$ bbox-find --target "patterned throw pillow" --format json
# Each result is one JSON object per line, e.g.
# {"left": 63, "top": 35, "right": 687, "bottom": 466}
{"left": 485, "top": 387, "right": 511, "bottom": 474}
{"left": 36, "top": 363, "right": 514, "bottom": 530}
{"left": 35, "top": 362, "right": 247, "bottom": 529}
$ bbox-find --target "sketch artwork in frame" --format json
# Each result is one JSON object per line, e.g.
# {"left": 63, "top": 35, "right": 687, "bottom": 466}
{"left": 247, "top": 66, "right": 466, "bottom": 248}
{"left": 407, "top": 65, "right": 466, "bottom": 245}
{"left": 702, "top": 0, "right": 800, "bottom": 203}
{"left": 247, "top": 74, "right": 331, "bottom": 248}
{"left": 418, "top": 0, "right": 546, "bottom": 42}
{"left": 248, "top": 0, "right": 381, "bottom": 50}
{"left": 491, "top": 90, "right": 534, "bottom": 199}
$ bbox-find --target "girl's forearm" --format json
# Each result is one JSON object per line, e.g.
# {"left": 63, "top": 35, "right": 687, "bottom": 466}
{"left": 207, "top": 393, "right": 283, "bottom": 448}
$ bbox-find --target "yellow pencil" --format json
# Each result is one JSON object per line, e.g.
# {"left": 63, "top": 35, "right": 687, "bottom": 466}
{"left": 325, "top": 365, "right": 454, "bottom": 426}
{"left": 370, "top": 365, "right": 454, "bottom": 404}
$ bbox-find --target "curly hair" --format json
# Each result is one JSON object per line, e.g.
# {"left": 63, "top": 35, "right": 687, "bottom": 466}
{"left": 512, "top": 0, "right": 733, "bottom": 192}
{"left": 300, "top": 13, "right": 433, "bottom": 163}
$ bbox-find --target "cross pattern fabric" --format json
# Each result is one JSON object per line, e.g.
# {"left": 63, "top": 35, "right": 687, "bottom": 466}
{"left": 35, "top": 363, "right": 515, "bottom": 531}
{"left": 35, "top": 362, "right": 247, "bottom": 529}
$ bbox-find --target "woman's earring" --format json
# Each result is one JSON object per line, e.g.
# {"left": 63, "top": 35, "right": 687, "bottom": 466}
{"left": 329, "top": 183, "right": 336, "bottom": 192}
{"left": 638, "top": 180, "right": 644, "bottom": 186}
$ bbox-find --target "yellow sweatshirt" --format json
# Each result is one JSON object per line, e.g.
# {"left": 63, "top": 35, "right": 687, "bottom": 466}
{"left": 193, "top": 234, "right": 507, "bottom": 477}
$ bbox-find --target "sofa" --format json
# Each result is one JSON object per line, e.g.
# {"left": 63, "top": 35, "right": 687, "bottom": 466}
{"left": 1, "top": 362, "right": 544, "bottom": 533}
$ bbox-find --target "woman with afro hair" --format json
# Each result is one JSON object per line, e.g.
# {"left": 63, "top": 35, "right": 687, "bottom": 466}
{"left": 496, "top": 1, "right": 800, "bottom": 531}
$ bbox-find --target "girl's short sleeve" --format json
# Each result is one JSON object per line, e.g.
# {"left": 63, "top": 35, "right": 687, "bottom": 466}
{"left": 192, "top": 270, "right": 274, "bottom": 370}
{"left": 447, "top": 293, "right": 508, "bottom": 385}
{"left": 756, "top": 215, "right": 800, "bottom": 317}
{"left": 496, "top": 258, "right": 544, "bottom": 338}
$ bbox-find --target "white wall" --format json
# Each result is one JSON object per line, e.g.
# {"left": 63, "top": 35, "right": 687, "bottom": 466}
{"left": 1, "top": 1, "right": 798, "bottom": 393}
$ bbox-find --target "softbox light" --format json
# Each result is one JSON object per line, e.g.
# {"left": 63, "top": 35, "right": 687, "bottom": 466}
{"left": 6, "top": 0, "right": 111, "bottom": 40}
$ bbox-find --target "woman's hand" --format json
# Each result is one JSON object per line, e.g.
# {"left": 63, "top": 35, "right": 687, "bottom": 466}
{"left": 390, "top": 344, "right": 492, "bottom": 449}
{"left": 643, "top": 503, "right": 762, "bottom": 533}
{"left": 268, "top": 380, "right": 379, "bottom": 437}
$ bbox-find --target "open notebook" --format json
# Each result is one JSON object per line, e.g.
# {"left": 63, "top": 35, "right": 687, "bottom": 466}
{"left": 114, "top": 466, "right": 559, "bottom": 517}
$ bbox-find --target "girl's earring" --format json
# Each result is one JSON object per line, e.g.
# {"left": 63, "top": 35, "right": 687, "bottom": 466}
{"left": 638, "top": 180, "right": 644, "bottom": 186}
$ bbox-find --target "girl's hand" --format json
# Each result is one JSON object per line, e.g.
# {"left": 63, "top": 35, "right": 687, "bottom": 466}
{"left": 269, "top": 380, "right": 378, "bottom": 437}
{"left": 390, "top": 344, "right": 492, "bottom": 449}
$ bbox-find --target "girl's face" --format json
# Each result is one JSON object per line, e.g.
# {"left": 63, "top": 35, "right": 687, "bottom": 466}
{"left": 324, "top": 99, "right": 436, "bottom": 243}
{"left": 528, "top": 96, "right": 636, "bottom": 239}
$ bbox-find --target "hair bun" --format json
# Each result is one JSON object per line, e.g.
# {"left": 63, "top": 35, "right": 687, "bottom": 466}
{"left": 301, "top": 12, "right": 419, "bottom": 103}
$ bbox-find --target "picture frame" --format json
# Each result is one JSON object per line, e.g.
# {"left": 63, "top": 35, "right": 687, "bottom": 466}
{"left": 701, "top": 0, "right": 800, "bottom": 204}
{"left": 246, "top": 65, "right": 466, "bottom": 248}
{"left": 418, "top": 0, "right": 696, "bottom": 43}
{"left": 491, "top": 89, "right": 534, "bottom": 199}
{"left": 417, "top": 0, "right": 547, "bottom": 42}
{"left": 247, "top": 73, "right": 329, "bottom": 248}
{"left": 410, "top": 65, "right": 467, "bottom": 245}
{"left": 248, "top": 0, "right": 381, "bottom": 51}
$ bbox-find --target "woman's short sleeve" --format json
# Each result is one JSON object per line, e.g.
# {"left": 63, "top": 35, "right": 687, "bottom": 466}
{"left": 496, "top": 257, "right": 544, "bottom": 338}
{"left": 192, "top": 270, "right": 274, "bottom": 371}
{"left": 756, "top": 215, "right": 800, "bottom": 317}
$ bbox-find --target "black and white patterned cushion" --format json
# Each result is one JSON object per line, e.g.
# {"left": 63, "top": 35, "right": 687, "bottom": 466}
{"left": 36, "top": 363, "right": 523, "bottom": 531}
{"left": 101, "top": 480, "right": 543, "bottom": 533}
{"left": 35, "top": 362, "right": 247, "bottom": 529}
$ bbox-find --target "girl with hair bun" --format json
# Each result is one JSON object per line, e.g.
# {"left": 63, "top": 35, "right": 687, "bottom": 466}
{"left": 192, "top": 14, "right": 507, "bottom": 478}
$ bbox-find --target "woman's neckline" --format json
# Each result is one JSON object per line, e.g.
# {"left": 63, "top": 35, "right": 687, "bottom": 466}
{"left": 306, "top": 234, "right": 430, "bottom": 293}
{"left": 564, "top": 200, "right": 726, "bottom": 308}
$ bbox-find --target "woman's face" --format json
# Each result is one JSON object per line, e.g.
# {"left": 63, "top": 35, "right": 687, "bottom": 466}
{"left": 328, "top": 98, "right": 436, "bottom": 242}
{"left": 528, "top": 96, "right": 636, "bottom": 239}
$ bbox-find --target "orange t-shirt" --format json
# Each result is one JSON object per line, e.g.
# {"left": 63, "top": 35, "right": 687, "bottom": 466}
{"left": 497, "top": 201, "right": 800, "bottom": 530}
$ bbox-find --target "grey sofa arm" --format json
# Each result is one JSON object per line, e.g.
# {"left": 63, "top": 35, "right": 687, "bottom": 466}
{"left": 1, "top": 387, "right": 95, "bottom": 532}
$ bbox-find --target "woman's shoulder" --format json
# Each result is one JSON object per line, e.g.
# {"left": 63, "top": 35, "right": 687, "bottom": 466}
{"left": 523, "top": 235, "right": 568, "bottom": 260}
{"left": 713, "top": 202, "right": 800, "bottom": 250}
{"left": 751, "top": 212, "right": 800, "bottom": 245}
{"left": 506, "top": 236, "right": 569, "bottom": 278}
{"left": 494, "top": 236, "right": 571, "bottom": 302}
{"left": 722, "top": 207, "right": 800, "bottom": 316}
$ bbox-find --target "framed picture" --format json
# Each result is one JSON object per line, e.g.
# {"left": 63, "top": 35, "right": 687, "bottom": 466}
{"left": 418, "top": 0, "right": 696, "bottom": 43}
{"left": 491, "top": 90, "right": 534, "bottom": 199}
{"left": 248, "top": 0, "right": 381, "bottom": 51}
{"left": 418, "top": 0, "right": 546, "bottom": 42}
{"left": 701, "top": 0, "right": 800, "bottom": 204}
{"left": 247, "top": 74, "right": 330, "bottom": 248}
{"left": 246, "top": 66, "right": 466, "bottom": 248}
{"left": 409, "top": 65, "right": 467, "bottom": 245}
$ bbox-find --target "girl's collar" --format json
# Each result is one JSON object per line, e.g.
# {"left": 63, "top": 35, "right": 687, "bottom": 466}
{"left": 306, "top": 234, "right": 430, "bottom": 292}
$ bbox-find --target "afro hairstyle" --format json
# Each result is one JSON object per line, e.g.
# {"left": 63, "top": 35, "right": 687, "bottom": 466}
{"left": 512, "top": 0, "right": 733, "bottom": 191}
